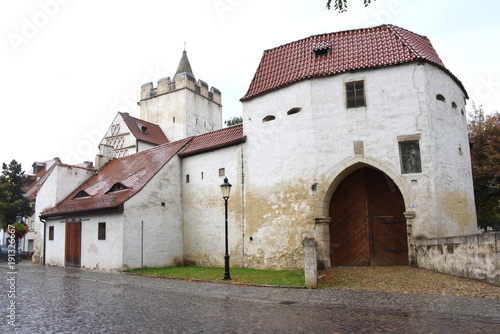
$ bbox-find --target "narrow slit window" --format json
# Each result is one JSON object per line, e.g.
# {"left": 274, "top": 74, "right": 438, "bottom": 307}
{"left": 436, "top": 94, "right": 446, "bottom": 102}
{"left": 49, "top": 226, "right": 54, "bottom": 240}
{"left": 287, "top": 107, "right": 302, "bottom": 115}
{"left": 98, "top": 222, "right": 106, "bottom": 240}
{"left": 262, "top": 115, "right": 276, "bottom": 123}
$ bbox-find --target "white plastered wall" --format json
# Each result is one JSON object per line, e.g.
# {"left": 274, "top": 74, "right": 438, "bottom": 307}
{"left": 239, "top": 62, "right": 476, "bottom": 269}
{"left": 181, "top": 146, "right": 244, "bottom": 268}
{"left": 121, "top": 156, "right": 185, "bottom": 270}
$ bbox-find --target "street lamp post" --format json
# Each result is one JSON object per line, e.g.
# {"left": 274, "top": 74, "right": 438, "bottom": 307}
{"left": 220, "top": 177, "right": 232, "bottom": 280}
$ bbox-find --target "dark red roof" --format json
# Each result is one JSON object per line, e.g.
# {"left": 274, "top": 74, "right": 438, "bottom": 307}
{"left": 41, "top": 138, "right": 191, "bottom": 218}
{"left": 120, "top": 112, "right": 169, "bottom": 145}
{"left": 241, "top": 24, "right": 467, "bottom": 101}
{"left": 178, "top": 124, "right": 245, "bottom": 157}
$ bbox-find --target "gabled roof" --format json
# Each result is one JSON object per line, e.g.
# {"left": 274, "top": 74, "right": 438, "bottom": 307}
{"left": 178, "top": 124, "right": 245, "bottom": 157}
{"left": 24, "top": 158, "right": 62, "bottom": 200}
{"left": 27, "top": 158, "right": 60, "bottom": 177}
{"left": 241, "top": 24, "right": 467, "bottom": 101}
{"left": 41, "top": 138, "right": 191, "bottom": 218}
{"left": 119, "top": 112, "right": 169, "bottom": 145}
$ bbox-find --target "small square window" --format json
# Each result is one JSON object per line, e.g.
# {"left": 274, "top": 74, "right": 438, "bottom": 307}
{"left": 346, "top": 81, "right": 366, "bottom": 108}
{"left": 219, "top": 168, "right": 225, "bottom": 177}
{"left": 48, "top": 226, "right": 54, "bottom": 240}
{"left": 98, "top": 222, "right": 106, "bottom": 240}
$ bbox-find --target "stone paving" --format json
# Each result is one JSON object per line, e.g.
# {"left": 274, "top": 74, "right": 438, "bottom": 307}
{"left": 1, "top": 262, "right": 499, "bottom": 333}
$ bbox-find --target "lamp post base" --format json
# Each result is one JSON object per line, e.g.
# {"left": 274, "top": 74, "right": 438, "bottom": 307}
{"left": 223, "top": 254, "right": 231, "bottom": 280}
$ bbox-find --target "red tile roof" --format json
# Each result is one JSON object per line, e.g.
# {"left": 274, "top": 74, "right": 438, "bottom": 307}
{"left": 241, "top": 24, "right": 467, "bottom": 101}
{"left": 120, "top": 112, "right": 169, "bottom": 145}
{"left": 178, "top": 124, "right": 246, "bottom": 157}
{"left": 41, "top": 138, "right": 191, "bottom": 218}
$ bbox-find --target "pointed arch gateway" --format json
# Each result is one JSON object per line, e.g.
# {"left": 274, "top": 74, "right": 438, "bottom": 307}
{"left": 329, "top": 167, "right": 408, "bottom": 266}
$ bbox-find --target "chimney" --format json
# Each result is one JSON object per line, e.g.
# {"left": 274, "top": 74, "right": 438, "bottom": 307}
{"left": 95, "top": 144, "right": 114, "bottom": 169}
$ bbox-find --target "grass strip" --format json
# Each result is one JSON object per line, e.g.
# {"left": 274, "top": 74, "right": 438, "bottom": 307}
{"left": 129, "top": 266, "right": 305, "bottom": 287}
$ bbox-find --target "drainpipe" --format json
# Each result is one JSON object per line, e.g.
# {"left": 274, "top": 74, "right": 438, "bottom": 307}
{"left": 39, "top": 216, "right": 46, "bottom": 265}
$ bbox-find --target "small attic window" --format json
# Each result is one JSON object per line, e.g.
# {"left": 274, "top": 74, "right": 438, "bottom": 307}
{"left": 312, "top": 40, "right": 332, "bottom": 57}
{"left": 287, "top": 107, "right": 302, "bottom": 115}
{"left": 106, "top": 182, "right": 129, "bottom": 193}
{"left": 262, "top": 115, "right": 276, "bottom": 123}
{"left": 74, "top": 190, "right": 91, "bottom": 199}
{"left": 137, "top": 123, "right": 147, "bottom": 134}
{"left": 436, "top": 94, "right": 446, "bottom": 102}
{"left": 314, "top": 48, "right": 330, "bottom": 56}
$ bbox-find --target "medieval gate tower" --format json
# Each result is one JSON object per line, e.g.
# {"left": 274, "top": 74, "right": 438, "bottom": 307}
{"left": 139, "top": 51, "right": 223, "bottom": 142}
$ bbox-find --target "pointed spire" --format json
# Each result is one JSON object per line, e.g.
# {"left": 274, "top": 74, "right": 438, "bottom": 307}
{"left": 175, "top": 50, "right": 194, "bottom": 77}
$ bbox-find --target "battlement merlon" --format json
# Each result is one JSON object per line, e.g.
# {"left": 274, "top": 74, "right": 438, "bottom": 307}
{"left": 140, "top": 74, "right": 222, "bottom": 104}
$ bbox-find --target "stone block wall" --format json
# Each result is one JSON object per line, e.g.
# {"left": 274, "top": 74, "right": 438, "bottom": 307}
{"left": 414, "top": 232, "right": 499, "bottom": 286}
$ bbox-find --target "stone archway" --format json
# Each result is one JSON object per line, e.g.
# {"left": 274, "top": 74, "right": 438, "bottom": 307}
{"left": 329, "top": 167, "right": 408, "bottom": 266}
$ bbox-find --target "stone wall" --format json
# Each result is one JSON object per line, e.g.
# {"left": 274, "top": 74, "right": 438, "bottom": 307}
{"left": 414, "top": 232, "right": 499, "bottom": 286}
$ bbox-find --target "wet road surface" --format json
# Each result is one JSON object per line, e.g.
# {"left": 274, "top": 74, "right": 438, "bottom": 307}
{"left": 1, "top": 262, "right": 499, "bottom": 333}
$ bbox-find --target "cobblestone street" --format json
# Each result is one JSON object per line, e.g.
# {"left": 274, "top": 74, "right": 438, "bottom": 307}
{"left": 2, "top": 262, "right": 499, "bottom": 333}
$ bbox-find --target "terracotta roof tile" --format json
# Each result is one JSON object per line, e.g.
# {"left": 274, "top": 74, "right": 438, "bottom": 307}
{"left": 41, "top": 138, "right": 191, "bottom": 218}
{"left": 241, "top": 24, "right": 467, "bottom": 101}
{"left": 179, "top": 124, "right": 245, "bottom": 157}
{"left": 120, "top": 112, "right": 169, "bottom": 145}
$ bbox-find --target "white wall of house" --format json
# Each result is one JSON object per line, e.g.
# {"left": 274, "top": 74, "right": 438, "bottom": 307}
{"left": 239, "top": 62, "right": 476, "bottom": 269}
{"left": 421, "top": 64, "right": 477, "bottom": 237}
{"left": 79, "top": 213, "right": 124, "bottom": 270}
{"left": 121, "top": 156, "right": 185, "bottom": 270}
{"left": 181, "top": 146, "right": 244, "bottom": 268}
{"left": 44, "top": 220, "right": 66, "bottom": 266}
{"left": 34, "top": 165, "right": 95, "bottom": 264}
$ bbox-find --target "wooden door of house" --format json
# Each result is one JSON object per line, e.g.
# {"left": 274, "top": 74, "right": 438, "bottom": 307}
{"left": 65, "top": 222, "right": 81, "bottom": 267}
{"left": 329, "top": 168, "right": 408, "bottom": 266}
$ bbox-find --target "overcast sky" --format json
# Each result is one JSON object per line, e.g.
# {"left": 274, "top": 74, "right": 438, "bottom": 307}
{"left": 1, "top": 0, "right": 499, "bottom": 171}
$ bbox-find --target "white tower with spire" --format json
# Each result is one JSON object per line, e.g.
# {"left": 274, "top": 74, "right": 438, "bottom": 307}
{"left": 139, "top": 51, "right": 222, "bottom": 142}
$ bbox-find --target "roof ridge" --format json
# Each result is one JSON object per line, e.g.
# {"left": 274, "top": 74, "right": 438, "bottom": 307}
{"left": 263, "top": 24, "right": 390, "bottom": 53}
{"left": 196, "top": 123, "right": 243, "bottom": 137}
{"left": 107, "top": 136, "right": 191, "bottom": 164}
{"left": 58, "top": 163, "right": 96, "bottom": 171}
{"left": 386, "top": 24, "right": 424, "bottom": 59}
{"left": 120, "top": 112, "right": 160, "bottom": 127}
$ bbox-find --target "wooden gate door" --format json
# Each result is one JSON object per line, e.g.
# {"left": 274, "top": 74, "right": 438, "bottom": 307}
{"left": 330, "top": 168, "right": 408, "bottom": 266}
{"left": 65, "top": 222, "right": 81, "bottom": 267}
